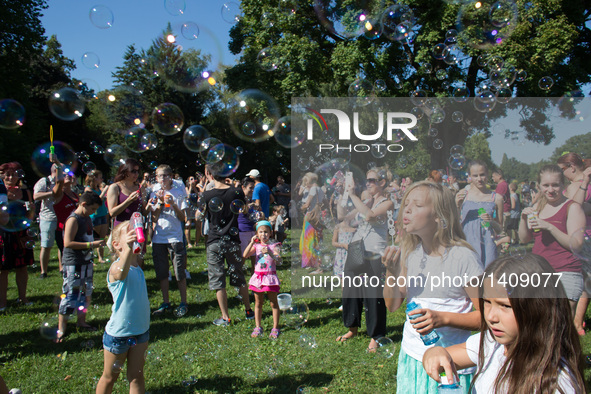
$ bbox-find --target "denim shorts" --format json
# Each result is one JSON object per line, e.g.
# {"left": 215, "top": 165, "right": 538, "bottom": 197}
{"left": 103, "top": 330, "right": 149, "bottom": 355}
{"left": 39, "top": 219, "right": 58, "bottom": 248}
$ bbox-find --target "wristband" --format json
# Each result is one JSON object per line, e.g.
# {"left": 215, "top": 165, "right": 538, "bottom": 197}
{"left": 87, "top": 242, "right": 91, "bottom": 249}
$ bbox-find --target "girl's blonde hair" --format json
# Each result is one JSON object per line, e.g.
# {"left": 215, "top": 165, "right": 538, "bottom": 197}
{"left": 398, "top": 181, "right": 472, "bottom": 263}
{"left": 109, "top": 220, "right": 129, "bottom": 255}
{"left": 536, "top": 164, "right": 565, "bottom": 213}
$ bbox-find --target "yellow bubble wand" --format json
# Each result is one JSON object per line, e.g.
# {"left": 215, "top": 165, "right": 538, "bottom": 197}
{"left": 49, "top": 125, "right": 54, "bottom": 157}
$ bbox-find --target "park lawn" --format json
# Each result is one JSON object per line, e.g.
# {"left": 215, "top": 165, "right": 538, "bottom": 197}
{"left": 0, "top": 229, "right": 589, "bottom": 393}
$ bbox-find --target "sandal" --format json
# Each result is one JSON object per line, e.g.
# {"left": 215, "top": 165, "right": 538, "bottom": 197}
{"left": 251, "top": 327, "right": 264, "bottom": 338}
{"left": 269, "top": 328, "right": 280, "bottom": 339}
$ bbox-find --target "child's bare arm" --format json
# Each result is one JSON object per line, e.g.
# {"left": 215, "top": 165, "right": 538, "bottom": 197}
{"left": 243, "top": 234, "right": 258, "bottom": 258}
{"left": 110, "top": 228, "right": 137, "bottom": 282}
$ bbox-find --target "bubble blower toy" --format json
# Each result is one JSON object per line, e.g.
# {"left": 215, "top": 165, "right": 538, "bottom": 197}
{"left": 130, "top": 212, "right": 145, "bottom": 254}
{"left": 49, "top": 125, "right": 56, "bottom": 162}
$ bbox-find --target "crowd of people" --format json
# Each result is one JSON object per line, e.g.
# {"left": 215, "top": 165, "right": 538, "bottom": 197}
{"left": 0, "top": 151, "right": 590, "bottom": 393}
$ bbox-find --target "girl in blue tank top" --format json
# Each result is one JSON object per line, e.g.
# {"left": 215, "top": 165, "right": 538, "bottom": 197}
{"left": 96, "top": 221, "right": 150, "bottom": 394}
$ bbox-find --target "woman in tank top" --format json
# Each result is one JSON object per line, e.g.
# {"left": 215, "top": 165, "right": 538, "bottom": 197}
{"left": 107, "top": 159, "right": 142, "bottom": 228}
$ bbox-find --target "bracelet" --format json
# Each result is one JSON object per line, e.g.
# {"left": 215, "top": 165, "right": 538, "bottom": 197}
{"left": 580, "top": 186, "right": 587, "bottom": 191}
{"left": 86, "top": 242, "right": 91, "bottom": 249}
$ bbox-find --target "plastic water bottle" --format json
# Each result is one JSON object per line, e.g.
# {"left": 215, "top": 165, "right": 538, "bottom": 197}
{"left": 406, "top": 301, "right": 439, "bottom": 345}
{"left": 438, "top": 372, "right": 462, "bottom": 393}
{"left": 478, "top": 207, "right": 490, "bottom": 228}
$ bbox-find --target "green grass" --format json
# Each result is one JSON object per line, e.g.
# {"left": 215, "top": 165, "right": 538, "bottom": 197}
{"left": 0, "top": 230, "right": 590, "bottom": 393}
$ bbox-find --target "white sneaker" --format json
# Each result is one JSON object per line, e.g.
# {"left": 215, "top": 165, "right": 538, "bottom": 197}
{"left": 185, "top": 269, "right": 191, "bottom": 279}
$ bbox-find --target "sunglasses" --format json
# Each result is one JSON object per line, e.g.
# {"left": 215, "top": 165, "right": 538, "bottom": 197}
{"left": 366, "top": 178, "right": 379, "bottom": 184}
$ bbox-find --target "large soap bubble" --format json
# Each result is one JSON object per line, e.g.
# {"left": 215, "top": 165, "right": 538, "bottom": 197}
{"left": 283, "top": 301, "right": 309, "bottom": 328}
{"left": 229, "top": 89, "right": 281, "bottom": 143}
{"left": 151, "top": 103, "right": 184, "bottom": 136}
{"left": 164, "top": 0, "right": 186, "bottom": 16}
{"left": 456, "top": 0, "right": 518, "bottom": 49}
{"left": 0, "top": 200, "right": 32, "bottom": 232}
{"left": 274, "top": 116, "right": 305, "bottom": 149}
{"left": 209, "top": 144, "right": 240, "bottom": 177}
{"left": 31, "top": 141, "right": 77, "bottom": 177}
{"left": 0, "top": 99, "right": 25, "bottom": 129}
{"left": 199, "top": 138, "right": 224, "bottom": 164}
{"left": 104, "top": 144, "right": 128, "bottom": 167}
{"left": 89, "top": 5, "right": 114, "bottom": 29}
{"left": 48, "top": 87, "right": 85, "bottom": 121}
{"left": 125, "top": 127, "right": 154, "bottom": 153}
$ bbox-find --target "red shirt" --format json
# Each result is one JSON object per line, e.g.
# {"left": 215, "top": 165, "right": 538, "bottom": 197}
{"left": 495, "top": 180, "right": 510, "bottom": 213}
{"left": 54, "top": 192, "right": 78, "bottom": 230}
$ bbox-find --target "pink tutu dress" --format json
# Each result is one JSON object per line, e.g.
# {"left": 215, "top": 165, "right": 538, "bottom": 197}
{"left": 248, "top": 242, "right": 281, "bottom": 293}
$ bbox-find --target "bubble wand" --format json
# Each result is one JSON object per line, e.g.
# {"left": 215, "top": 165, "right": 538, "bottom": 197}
{"left": 49, "top": 125, "right": 55, "bottom": 162}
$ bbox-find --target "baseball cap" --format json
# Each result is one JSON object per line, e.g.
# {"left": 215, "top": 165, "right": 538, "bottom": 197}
{"left": 246, "top": 169, "right": 260, "bottom": 177}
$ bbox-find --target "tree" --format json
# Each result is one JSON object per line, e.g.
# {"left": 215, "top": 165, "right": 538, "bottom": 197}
{"left": 464, "top": 132, "right": 493, "bottom": 169}
{"left": 550, "top": 132, "right": 591, "bottom": 162}
{"left": 225, "top": 0, "right": 591, "bottom": 172}
{"left": 499, "top": 153, "right": 531, "bottom": 183}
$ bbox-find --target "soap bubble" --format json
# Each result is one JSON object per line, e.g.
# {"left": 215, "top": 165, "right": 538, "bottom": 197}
{"left": 449, "top": 154, "right": 467, "bottom": 170}
{"left": 82, "top": 162, "right": 96, "bottom": 174}
{"left": 142, "top": 133, "right": 158, "bottom": 150}
{"left": 229, "top": 89, "right": 280, "bottom": 143}
{"left": 235, "top": 146, "right": 244, "bottom": 155}
{"left": 209, "top": 197, "right": 223, "bottom": 213}
{"left": 445, "top": 29, "right": 458, "bottom": 42}
{"left": 257, "top": 47, "right": 279, "bottom": 71}
{"left": 508, "top": 244, "right": 526, "bottom": 259}
{"left": 374, "top": 79, "right": 386, "bottom": 91}
{"left": 39, "top": 317, "right": 60, "bottom": 340}
{"left": 221, "top": 2, "right": 242, "bottom": 23}
{"left": 516, "top": 69, "right": 527, "bottom": 82}
{"left": 375, "top": 337, "right": 395, "bottom": 358}
{"left": 298, "top": 334, "right": 318, "bottom": 349}
{"left": 181, "top": 22, "right": 199, "bottom": 40}
{"left": 49, "top": 88, "right": 85, "bottom": 121}
{"left": 164, "top": 0, "right": 185, "bottom": 16}
{"left": 0, "top": 99, "right": 25, "bottom": 129}
{"left": 89, "top": 5, "right": 113, "bottom": 29}
{"left": 274, "top": 116, "right": 305, "bottom": 148}
{"left": 104, "top": 144, "right": 128, "bottom": 167}
{"left": 452, "top": 87, "right": 469, "bottom": 102}
{"left": 450, "top": 144, "right": 465, "bottom": 156}
{"left": 125, "top": 127, "right": 152, "bottom": 153}
{"left": 260, "top": 12, "right": 276, "bottom": 28}
{"left": 456, "top": 0, "right": 517, "bottom": 49}
{"left": 433, "top": 139, "right": 443, "bottom": 150}
{"left": 570, "top": 227, "right": 591, "bottom": 262}
{"left": 538, "top": 76, "right": 554, "bottom": 91}
{"left": 435, "top": 69, "right": 448, "bottom": 81}
{"left": 199, "top": 137, "right": 224, "bottom": 164}
{"left": 432, "top": 44, "right": 449, "bottom": 60}
{"left": 451, "top": 111, "right": 463, "bottom": 122}
{"left": 428, "top": 128, "right": 438, "bottom": 137}
{"left": 348, "top": 79, "right": 375, "bottom": 106}
{"left": 420, "top": 63, "right": 433, "bottom": 74}
{"left": 489, "top": 67, "right": 516, "bottom": 89}
{"left": 25, "top": 240, "right": 35, "bottom": 249}
{"left": 210, "top": 144, "right": 240, "bottom": 177}
{"left": 430, "top": 107, "right": 446, "bottom": 124}
{"left": 380, "top": 4, "right": 415, "bottom": 42}
{"left": 151, "top": 103, "right": 184, "bottom": 136}
{"left": 283, "top": 302, "right": 309, "bottom": 328}
{"left": 81, "top": 52, "right": 100, "bottom": 69}
{"left": 183, "top": 125, "right": 210, "bottom": 152}
{"left": 474, "top": 90, "right": 496, "bottom": 113}
{"left": 149, "top": 161, "right": 158, "bottom": 170}
{"left": 26, "top": 227, "right": 39, "bottom": 238}
{"left": 112, "top": 360, "right": 124, "bottom": 373}
{"left": 174, "top": 305, "right": 188, "bottom": 317}
{"left": 410, "top": 89, "right": 428, "bottom": 107}
{"left": 31, "top": 141, "right": 77, "bottom": 177}
{"left": 230, "top": 199, "right": 245, "bottom": 214}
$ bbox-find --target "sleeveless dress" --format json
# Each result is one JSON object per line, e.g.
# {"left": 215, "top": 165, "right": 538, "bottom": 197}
{"left": 113, "top": 188, "right": 140, "bottom": 228}
{"left": 460, "top": 192, "right": 498, "bottom": 268}
{"left": 248, "top": 242, "right": 281, "bottom": 293}
{"left": 333, "top": 227, "right": 354, "bottom": 277}
{"left": 0, "top": 188, "right": 34, "bottom": 270}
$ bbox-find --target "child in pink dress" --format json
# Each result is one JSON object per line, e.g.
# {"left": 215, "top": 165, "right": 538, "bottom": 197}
{"left": 243, "top": 220, "right": 282, "bottom": 339}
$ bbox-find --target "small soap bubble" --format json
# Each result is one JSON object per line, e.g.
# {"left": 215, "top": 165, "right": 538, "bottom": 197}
{"left": 516, "top": 69, "right": 527, "bottom": 82}
{"left": 181, "top": 22, "right": 199, "bottom": 40}
{"left": 276, "top": 150, "right": 283, "bottom": 158}
{"left": 81, "top": 52, "right": 100, "bottom": 69}
{"left": 257, "top": 47, "right": 279, "bottom": 71}
{"left": 112, "top": 360, "right": 124, "bottom": 373}
{"left": 127, "top": 337, "right": 137, "bottom": 347}
{"left": 432, "top": 43, "right": 449, "bottom": 60}
{"left": 230, "top": 199, "right": 245, "bottom": 214}
{"left": 433, "top": 139, "right": 443, "bottom": 150}
{"left": 174, "top": 305, "right": 188, "bottom": 317}
{"left": 103, "top": 144, "right": 128, "bottom": 167}
{"left": 209, "top": 197, "right": 223, "bottom": 213}
{"left": 39, "top": 317, "right": 60, "bottom": 340}
{"left": 538, "top": 76, "right": 554, "bottom": 91}
{"left": 0, "top": 99, "right": 25, "bottom": 129}
{"left": 26, "top": 228, "right": 39, "bottom": 238}
{"left": 89, "top": 5, "right": 113, "bottom": 29}
{"left": 448, "top": 154, "right": 467, "bottom": 170}
{"left": 375, "top": 337, "right": 395, "bottom": 358}
{"left": 164, "top": 0, "right": 186, "bottom": 16}
{"left": 25, "top": 240, "right": 35, "bottom": 249}
{"left": 235, "top": 146, "right": 244, "bottom": 155}
{"left": 149, "top": 161, "right": 158, "bottom": 170}
{"left": 298, "top": 334, "right": 318, "bottom": 349}
{"left": 374, "top": 79, "right": 386, "bottom": 91}
{"left": 451, "top": 111, "right": 463, "bottom": 122}
{"left": 48, "top": 88, "right": 85, "bottom": 121}
{"left": 283, "top": 302, "right": 309, "bottom": 328}
{"left": 183, "top": 125, "right": 210, "bottom": 152}
{"left": 151, "top": 103, "right": 184, "bottom": 136}
{"left": 221, "top": 2, "right": 242, "bottom": 23}
{"left": 82, "top": 162, "right": 96, "bottom": 175}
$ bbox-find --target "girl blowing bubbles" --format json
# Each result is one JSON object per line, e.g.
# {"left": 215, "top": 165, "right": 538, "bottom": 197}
{"left": 96, "top": 221, "right": 150, "bottom": 394}
{"left": 383, "top": 181, "right": 483, "bottom": 393}
{"left": 243, "top": 220, "right": 282, "bottom": 339}
{"left": 422, "top": 254, "right": 586, "bottom": 393}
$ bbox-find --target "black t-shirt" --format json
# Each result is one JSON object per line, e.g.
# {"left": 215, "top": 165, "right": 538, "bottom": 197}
{"left": 200, "top": 186, "right": 245, "bottom": 245}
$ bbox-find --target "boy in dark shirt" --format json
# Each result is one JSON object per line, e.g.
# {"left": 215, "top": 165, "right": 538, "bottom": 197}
{"left": 199, "top": 171, "right": 253, "bottom": 326}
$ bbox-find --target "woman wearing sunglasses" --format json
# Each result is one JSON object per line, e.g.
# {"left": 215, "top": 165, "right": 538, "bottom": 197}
{"left": 107, "top": 159, "right": 143, "bottom": 228}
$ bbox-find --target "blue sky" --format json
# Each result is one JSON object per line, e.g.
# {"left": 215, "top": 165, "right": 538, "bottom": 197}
{"left": 40, "top": 1, "right": 590, "bottom": 165}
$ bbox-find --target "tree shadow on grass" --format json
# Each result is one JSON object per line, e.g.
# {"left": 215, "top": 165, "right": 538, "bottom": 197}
{"left": 251, "top": 372, "right": 334, "bottom": 393}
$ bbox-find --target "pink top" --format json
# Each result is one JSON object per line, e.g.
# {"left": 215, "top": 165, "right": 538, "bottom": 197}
{"left": 248, "top": 242, "right": 281, "bottom": 290}
{"left": 532, "top": 200, "right": 581, "bottom": 273}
